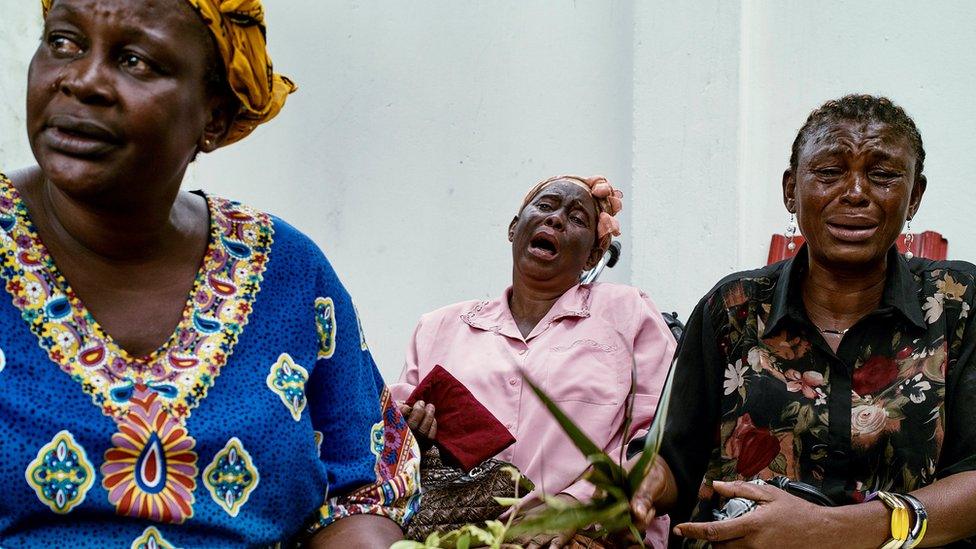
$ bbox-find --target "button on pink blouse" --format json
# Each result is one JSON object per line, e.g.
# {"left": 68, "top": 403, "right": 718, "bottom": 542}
{"left": 391, "top": 282, "right": 676, "bottom": 506}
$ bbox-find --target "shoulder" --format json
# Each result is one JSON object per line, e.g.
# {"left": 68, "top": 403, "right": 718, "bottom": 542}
{"left": 910, "top": 258, "right": 976, "bottom": 282}
{"left": 207, "top": 193, "right": 322, "bottom": 256}
{"left": 910, "top": 258, "right": 976, "bottom": 302}
{"left": 585, "top": 282, "right": 660, "bottom": 313}
{"left": 699, "top": 261, "right": 786, "bottom": 312}
{"left": 206, "top": 194, "right": 350, "bottom": 303}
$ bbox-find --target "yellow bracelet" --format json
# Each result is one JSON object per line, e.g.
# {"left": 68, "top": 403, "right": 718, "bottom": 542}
{"left": 877, "top": 491, "right": 910, "bottom": 548}
{"left": 898, "top": 493, "right": 928, "bottom": 549}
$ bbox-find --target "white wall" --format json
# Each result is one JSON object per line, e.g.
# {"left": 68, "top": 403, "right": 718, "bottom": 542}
{"left": 3, "top": 1, "right": 975, "bottom": 381}
{"left": 629, "top": 0, "right": 976, "bottom": 324}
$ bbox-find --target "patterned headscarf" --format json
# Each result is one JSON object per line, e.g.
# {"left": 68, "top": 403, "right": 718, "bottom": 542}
{"left": 519, "top": 175, "right": 624, "bottom": 251}
{"left": 40, "top": 0, "right": 297, "bottom": 146}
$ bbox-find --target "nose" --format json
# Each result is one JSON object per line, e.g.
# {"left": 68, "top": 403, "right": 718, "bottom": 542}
{"left": 57, "top": 53, "right": 116, "bottom": 106}
{"left": 543, "top": 210, "right": 566, "bottom": 230}
{"left": 839, "top": 172, "right": 869, "bottom": 206}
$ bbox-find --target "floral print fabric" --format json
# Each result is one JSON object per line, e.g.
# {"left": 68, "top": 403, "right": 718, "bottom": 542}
{"left": 660, "top": 247, "right": 976, "bottom": 547}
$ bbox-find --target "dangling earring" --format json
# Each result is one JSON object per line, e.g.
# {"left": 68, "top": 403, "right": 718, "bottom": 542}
{"left": 786, "top": 213, "right": 798, "bottom": 251}
{"left": 904, "top": 219, "right": 914, "bottom": 259}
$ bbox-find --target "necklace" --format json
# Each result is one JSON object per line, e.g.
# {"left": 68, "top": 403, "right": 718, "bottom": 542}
{"left": 816, "top": 325, "right": 849, "bottom": 336}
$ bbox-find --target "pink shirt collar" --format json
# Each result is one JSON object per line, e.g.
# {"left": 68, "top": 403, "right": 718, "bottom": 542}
{"left": 460, "top": 284, "right": 592, "bottom": 341}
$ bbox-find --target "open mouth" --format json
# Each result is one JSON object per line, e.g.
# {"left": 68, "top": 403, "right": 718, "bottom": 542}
{"left": 529, "top": 233, "right": 559, "bottom": 259}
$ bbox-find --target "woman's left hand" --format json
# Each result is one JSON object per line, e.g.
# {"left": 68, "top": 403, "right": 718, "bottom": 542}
{"left": 674, "top": 480, "right": 836, "bottom": 549}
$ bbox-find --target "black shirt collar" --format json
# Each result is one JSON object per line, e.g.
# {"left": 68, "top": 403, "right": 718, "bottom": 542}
{"left": 763, "top": 245, "right": 925, "bottom": 337}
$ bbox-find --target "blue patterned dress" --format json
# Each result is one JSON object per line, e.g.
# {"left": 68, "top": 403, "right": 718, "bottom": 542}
{"left": 0, "top": 174, "right": 420, "bottom": 547}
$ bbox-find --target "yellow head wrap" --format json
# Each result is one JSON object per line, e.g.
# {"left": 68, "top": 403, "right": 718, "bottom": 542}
{"left": 40, "top": 0, "right": 297, "bottom": 146}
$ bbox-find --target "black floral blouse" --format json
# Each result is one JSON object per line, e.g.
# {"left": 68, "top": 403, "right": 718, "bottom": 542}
{"left": 659, "top": 247, "right": 976, "bottom": 547}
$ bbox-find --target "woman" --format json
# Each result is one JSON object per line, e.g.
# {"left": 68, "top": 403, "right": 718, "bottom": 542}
{"left": 392, "top": 175, "right": 677, "bottom": 548}
{"left": 0, "top": 0, "right": 419, "bottom": 546}
{"left": 631, "top": 95, "right": 976, "bottom": 547}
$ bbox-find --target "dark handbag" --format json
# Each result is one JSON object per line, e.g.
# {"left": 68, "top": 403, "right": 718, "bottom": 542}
{"left": 406, "top": 446, "right": 535, "bottom": 541}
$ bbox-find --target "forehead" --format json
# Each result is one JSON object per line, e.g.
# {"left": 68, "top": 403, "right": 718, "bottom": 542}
{"left": 48, "top": 0, "right": 204, "bottom": 40}
{"left": 534, "top": 180, "right": 596, "bottom": 206}
{"left": 800, "top": 119, "right": 915, "bottom": 163}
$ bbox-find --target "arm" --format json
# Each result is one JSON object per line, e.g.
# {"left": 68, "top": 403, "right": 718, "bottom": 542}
{"left": 309, "top": 514, "right": 405, "bottom": 548}
{"left": 674, "top": 471, "right": 976, "bottom": 548}
{"left": 631, "top": 296, "right": 723, "bottom": 524}
{"left": 305, "top": 280, "right": 421, "bottom": 544}
{"left": 607, "top": 290, "right": 677, "bottom": 462}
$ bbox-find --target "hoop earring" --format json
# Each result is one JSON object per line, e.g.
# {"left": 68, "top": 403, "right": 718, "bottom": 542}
{"left": 904, "top": 219, "right": 914, "bottom": 260}
{"left": 786, "top": 213, "right": 798, "bottom": 251}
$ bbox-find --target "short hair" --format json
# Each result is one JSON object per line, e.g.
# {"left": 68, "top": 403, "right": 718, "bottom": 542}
{"left": 789, "top": 94, "right": 925, "bottom": 179}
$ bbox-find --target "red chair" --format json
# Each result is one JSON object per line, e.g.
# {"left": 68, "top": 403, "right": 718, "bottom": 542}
{"left": 767, "top": 231, "right": 947, "bottom": 265}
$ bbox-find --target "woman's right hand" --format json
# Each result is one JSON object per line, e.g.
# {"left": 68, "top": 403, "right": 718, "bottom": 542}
{"left": 398, "top": 400, "right": 438, "bottom": 441}
{"left": 629, "top": 458, "right": 674, "bottom": 529}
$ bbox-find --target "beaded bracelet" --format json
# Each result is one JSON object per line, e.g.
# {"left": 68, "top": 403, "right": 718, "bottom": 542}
{"left": 897, "top": 493, "right": 928, "bottom": 549}
{"left": 877, "top": 491, "right": 910, "bottom": 549}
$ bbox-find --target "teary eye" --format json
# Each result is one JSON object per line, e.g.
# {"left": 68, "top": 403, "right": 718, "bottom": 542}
{"left": 48, "top": 34, "right": 82, "bottom": 57}
{"left": 119, "top": 52, "right": 155, "bottom": 76}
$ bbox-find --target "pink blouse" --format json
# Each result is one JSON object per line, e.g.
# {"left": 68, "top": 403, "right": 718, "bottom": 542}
{"left": 391, "top": 282, "right": 675, "bottom": 508}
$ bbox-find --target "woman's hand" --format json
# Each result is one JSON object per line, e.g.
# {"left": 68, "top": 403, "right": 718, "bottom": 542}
{"left": 398, "top": 400, "right": 437, "bottom": 441}
{"left": 674, "top": 480, "right": 836, "bottom": 549}
{"left": 629, "top": 458, "right": 675, "bottom": 529}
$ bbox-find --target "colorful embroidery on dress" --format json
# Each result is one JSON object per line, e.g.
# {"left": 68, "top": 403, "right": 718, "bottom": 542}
{"left": 130, "top": 526, "right": 177, "bottom": 549}
{"left": 314, "top": 430, "right": 324, "bottom": 458}
{"left": 0, "top": 178, "right": 273, "bottom": 422}
{"left": 314, "top": 297, "right": 337, "bottom": 359}
{"left": 266, "top": 353, "right": 309, "bottom": 421}
{"left": 369, "top": 420, "right": 384, "bottom": 458}
{"left": 25, "top": 430, "right": 95, "bottom": 514}
{"left": 203, "top": 437, "right": 260, "bottom": 517}
{"left": 101, "top": 390, "right": 198, "bottom": 524}
{"left": 318, "top": 387, "right": 421, "bottom": 527}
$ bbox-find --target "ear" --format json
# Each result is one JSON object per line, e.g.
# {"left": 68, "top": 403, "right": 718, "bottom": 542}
{"left": 782, "top": 169, "right": 797, "bottom": 213}
{"left": 583, "top": 244, "right": 604, "bottom": 271}
{"left": 198, "top": 94, "right": 236, "bottom": 153}
{"left": 907, "top": 174, "right": 927, "bottom": 220}
{"left": 508, "top": 216, "right": 518, "bottom": 242}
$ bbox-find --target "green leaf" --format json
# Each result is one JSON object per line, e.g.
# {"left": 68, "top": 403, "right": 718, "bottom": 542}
{"left": 589, "top": 452, "right": 627, "bottom": 486}
{"left": 510, "top": 500, "right": 632, "bottom": 537}
{"left": 522, "top": 375, "right": 604, "bottom": 459}
{"left": 628, "top": 357, "right": 678, "bottom": 494}
{"left": 628, "top": 523, "right": 647, "bottom": 548}
{"left": 493, "top": 497, "right": 522, "bottom": 507}
{"left": 389, "top": 542, "right": 424, "bottom": 549}
{"left": 456, "top": 533, "right": 471, "bottom": 549}
{"left": 619, "top": 355, "right": 640, "bottom": 465}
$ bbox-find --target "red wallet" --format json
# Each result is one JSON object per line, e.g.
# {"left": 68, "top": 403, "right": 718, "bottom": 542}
{"left": 406, "top": 365, "right": 516, "bottom": 471}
